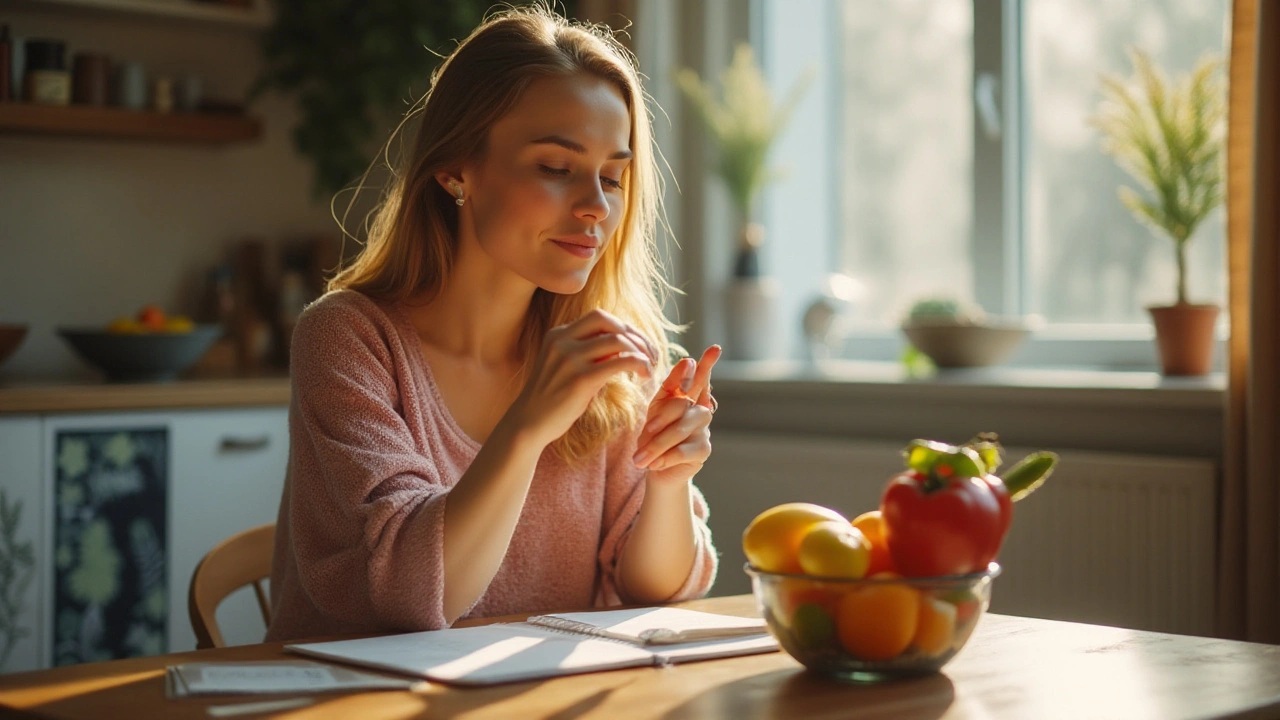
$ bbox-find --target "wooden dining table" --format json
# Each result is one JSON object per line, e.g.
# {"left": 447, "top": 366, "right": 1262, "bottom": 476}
{"left": 3, "top": 594, "right": 1280, "bottom": 720}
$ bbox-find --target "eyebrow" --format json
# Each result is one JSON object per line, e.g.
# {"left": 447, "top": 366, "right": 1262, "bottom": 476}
{"left": 530, "top": 135, "right": 633, "bottom": 161}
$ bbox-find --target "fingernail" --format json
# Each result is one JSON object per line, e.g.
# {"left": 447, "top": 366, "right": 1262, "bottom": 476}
{"left": 633, "top": 451, "right": 649, "bottom": 467}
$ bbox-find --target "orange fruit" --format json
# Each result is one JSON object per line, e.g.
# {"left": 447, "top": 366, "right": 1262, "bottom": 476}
{"left": 743, "top": 503, "right": 848, "bottom": 574}
{"left": 913, "top": 595, "right": 957, "bottom": 657}
{"left": 835, "top": 581, "right": 919, "bottom": 661}
{"left": 797, "top": 521, "right": 870, "bottom": 579}
{"left": 851, "top": 510, "right": 896, "bottom": 576}
{"left": 137, "top": 304, "right": 166, "bottom": 332}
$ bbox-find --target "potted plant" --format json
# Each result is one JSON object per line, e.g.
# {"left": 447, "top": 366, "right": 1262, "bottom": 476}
{"left": 676, "top": 43, "right": 812, "bottom": 360}
{"left": 1092, "top": 48, "right": 1226, "bottom": 375}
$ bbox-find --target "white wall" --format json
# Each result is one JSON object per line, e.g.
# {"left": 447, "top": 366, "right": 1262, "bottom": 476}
{"left": 0, "top": 7, "right": 336, "bottom": 379}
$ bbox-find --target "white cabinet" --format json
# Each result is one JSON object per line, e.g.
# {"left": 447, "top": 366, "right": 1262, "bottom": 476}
{"left": 0, "top": 405, "right": 288, "bottom": 672}
{"left": 168, "top": 408, "right": 288, "bottom": 650}
{"left": 0, "top": 416, "right": 45, "bottom": 674}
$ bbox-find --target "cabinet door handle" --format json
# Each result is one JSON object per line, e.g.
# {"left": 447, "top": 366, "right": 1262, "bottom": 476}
{"left": 219, "top": 435, "right": 271, "bottom": 453}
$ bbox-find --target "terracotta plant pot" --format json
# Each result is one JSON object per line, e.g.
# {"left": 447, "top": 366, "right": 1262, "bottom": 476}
{"left": 1147, "top": 304, "right": 1220, "bottom": 376}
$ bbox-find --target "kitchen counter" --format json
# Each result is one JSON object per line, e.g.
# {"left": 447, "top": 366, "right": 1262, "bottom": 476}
{"left": 0, "top": 374, "right": 290, "bottom": 414}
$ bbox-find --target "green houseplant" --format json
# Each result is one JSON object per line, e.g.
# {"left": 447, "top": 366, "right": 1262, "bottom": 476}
{"left": 675, "top": 43, "right": 813, "bottom": 277}
{"left": 254, "top": 1, "right": 576, "bottom": 198}
{"left": 675, "top": 43, "right": 812, "bottom": 360}
{"left": 1093, "top": 48, "right": 1226, "bottom": 375}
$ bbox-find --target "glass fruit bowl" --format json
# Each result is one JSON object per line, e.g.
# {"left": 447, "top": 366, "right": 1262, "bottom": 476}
{"left": 746, "top": 562, "right": 1000, "bottom": 682}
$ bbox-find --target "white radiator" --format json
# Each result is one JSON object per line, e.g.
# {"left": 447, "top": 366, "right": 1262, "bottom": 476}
{"left": 697, "top": 432, "right": 1218, "bottom": 637}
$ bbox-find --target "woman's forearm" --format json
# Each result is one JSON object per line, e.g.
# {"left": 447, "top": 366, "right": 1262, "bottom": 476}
{"left": 617, "top": 479, "right": 698, "bottom": 602}
{"left": 441, "top": 420, "right": 546, "bottom": 623}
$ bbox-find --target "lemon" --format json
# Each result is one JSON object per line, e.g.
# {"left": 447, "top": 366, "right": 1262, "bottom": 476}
{"left": 742, "top": 503, "right": 848, "bottom": 574}
{"left": 162, "top": 316, "right": 195, "bottom": 333}
{"left": 797, "top": 521, "right": 870, "bottom": 579}
{"left": 107, "top": 318, "right": 144, "bottom": 334}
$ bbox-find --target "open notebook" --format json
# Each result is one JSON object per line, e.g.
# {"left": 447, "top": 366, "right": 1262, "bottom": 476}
{"left": 285, "top": 607, "right": 778, "bottom": 686}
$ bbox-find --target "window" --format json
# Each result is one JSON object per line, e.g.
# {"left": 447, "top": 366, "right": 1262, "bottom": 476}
{"left": 758, "top": 0, "right": 1229, "bottom": 368}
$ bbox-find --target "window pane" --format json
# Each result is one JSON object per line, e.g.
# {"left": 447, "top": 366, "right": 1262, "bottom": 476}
{"left": 837, "top": 0, "right": 973, "bottom": 324}
{"left": 1024, "top": 0, "right": 1229, "bottom": 323}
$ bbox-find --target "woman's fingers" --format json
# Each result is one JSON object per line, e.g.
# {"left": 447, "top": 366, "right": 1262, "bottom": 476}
{"left": 658, "top": 357, "right": 696, "bottom": 399}
{"left": 576, "top": 333, "right": 652, "bottom": 371}
{"left": 638, "top": 432, "right": 711, "bottom": 472}
{"left": 582, "top": 352, "right": 654, "bottom": 386}
{"left": 634, "top": 403, "right": 712, "bottom": 468}
{"left": 560, "top": 309, "right": 657, "bottom": 363}
{"left": 638, "top": 395, "right": 692, "bottom": 448}
{"left": 689, "top": 345, "right": 721, "bottom": 409}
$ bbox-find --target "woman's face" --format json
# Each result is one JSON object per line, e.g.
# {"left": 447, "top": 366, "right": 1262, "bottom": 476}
{"left": 456, "top": 72, "right": 632, "bottom": 295}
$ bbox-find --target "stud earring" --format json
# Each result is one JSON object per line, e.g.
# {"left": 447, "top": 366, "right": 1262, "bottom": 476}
{"left": 450, "top": 183, "right": 465, "bottom": 207}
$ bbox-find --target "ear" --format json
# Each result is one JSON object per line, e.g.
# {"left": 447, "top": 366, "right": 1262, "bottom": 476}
{"left": 433, "top": 172, "right": 460, "bottom": 195}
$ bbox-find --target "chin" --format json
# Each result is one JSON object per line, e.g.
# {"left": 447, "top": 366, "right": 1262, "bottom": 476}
{"left": 539, "top": 274, "right": 591, "bottom": 295}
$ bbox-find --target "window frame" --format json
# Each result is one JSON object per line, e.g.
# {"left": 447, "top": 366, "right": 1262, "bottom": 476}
{"left": 752, "top": 0, "right": 1226, "bottom": 371}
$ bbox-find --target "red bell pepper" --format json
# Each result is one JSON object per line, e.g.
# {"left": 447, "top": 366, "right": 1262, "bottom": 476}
{"left": 881, "top": 467, "right": 1003, "bottom": 577}
{"left": 880, "top": 437, "right": 1058, "bottom": 578}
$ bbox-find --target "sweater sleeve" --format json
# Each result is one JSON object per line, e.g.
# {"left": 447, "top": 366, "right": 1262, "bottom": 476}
{"left": 284, "top": 295, "right": 453, "bottom": 632}
{"left": 594, "top": 424, "right": 719, "bottom": 606}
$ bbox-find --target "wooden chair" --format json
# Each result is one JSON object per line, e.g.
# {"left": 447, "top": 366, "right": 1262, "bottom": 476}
{"left": 187, "top": 523, "right": 275, "bottom": 650}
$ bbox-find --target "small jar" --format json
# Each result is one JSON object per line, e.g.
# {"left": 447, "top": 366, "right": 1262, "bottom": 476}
{"left": 152, "top": 75, "right": 173, "bottom": 113}
{"left": 24, "top": 39, "right": 71, "bottom": 105}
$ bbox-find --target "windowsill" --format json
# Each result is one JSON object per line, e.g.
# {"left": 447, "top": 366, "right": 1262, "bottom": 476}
{"left": 713, "top": 359, "right": 1225, "bottom": 411}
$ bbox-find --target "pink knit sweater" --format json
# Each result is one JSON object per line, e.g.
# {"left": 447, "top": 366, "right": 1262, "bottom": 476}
{"left": 264, "top": 290, "right": 718, "bottom": 642}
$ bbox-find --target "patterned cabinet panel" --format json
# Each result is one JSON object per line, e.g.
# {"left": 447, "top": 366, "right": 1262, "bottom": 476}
{"left": 42, "top": 414, "right": 171, "bottom": 667}
{"left": 168, "top": 408, "right": 288, "bottom": 651}
{"left": 0, "top": 416, "right": 44, "bottom": 674}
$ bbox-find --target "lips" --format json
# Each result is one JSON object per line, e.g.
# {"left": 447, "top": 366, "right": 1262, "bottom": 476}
{"left": 552, "top": 234, "right": 599, "bottom": 259}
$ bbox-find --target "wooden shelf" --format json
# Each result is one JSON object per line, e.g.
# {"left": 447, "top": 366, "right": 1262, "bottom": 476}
{"left": 0, "top": 103, "right": 262, "bottom": 144}
{"left": 5, "top": 0, "right": 272, "bottom": 28}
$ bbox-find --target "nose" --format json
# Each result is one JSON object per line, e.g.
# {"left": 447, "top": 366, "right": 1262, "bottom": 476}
{"left": 573, "top": 178, "right": 610, "bottom": 223}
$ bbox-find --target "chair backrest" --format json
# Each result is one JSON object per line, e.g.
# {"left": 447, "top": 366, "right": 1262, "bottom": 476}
{"left": 188, "top": 523, "right": 275, "bottom": 650}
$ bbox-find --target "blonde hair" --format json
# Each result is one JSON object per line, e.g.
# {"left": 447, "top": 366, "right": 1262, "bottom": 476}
{"left": 329, "top": 4, "right": 679, "bottom": 462}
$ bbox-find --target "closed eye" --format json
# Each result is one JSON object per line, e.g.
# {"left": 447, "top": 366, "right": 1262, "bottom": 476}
{"left": 539, "top": 165, "right": 570, "bottom": 177}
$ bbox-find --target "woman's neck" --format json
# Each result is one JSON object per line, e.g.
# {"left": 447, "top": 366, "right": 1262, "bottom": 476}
{"left": 406, "top": 261, "right": 535, "bottom": 367}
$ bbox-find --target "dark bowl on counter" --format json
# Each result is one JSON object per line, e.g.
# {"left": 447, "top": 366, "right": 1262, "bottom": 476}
{"left": 58, "top": 326, "right": 223, "bottom": 383}
{"left": 0, "top": 324, "right": 29, "bottom": 369}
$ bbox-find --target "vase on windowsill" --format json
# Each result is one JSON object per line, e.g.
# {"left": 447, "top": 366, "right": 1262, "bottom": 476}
{"left": 1147, "top": 302, "right": 1219, "bottom": 376}
{"left": 724, "top": 222, "right": 778, "bottom": 361}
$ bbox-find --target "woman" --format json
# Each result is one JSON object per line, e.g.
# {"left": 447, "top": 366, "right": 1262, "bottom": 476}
{"left": 265, "top": 4, "right": 721, "bottom": 641}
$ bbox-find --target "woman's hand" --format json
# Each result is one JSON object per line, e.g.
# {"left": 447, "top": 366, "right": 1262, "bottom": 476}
{"left": 632, "top": 345, "right": 721, "bottom": 484}
{"left": 504, "top": 309, "right": 656, "bottom": 449}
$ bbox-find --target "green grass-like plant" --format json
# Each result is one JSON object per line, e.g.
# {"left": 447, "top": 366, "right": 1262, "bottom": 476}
{"left": 675, "top": 43, "right": 813, "bottom": 225}
{"left": 1092, "top": 48, "right": 1226, "bottom": 306}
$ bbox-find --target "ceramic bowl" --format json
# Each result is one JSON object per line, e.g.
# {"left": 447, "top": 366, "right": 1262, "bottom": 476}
{"left": 58, "top": 326, "right": 222, "bottom": 383}
{"left": 0, "top": 324, "right": 29, "bottom": 369}
{"left": 747, "top": 563, "right": 1000, "bottom": 682}
{"left": 901, "top": 321, "right": 1031, "bottom": 368}
{"left": 0, "top": 325, "right": 29, "bottom": 368}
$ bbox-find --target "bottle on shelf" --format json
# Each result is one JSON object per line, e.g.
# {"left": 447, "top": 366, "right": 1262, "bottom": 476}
{"left": 0, "top": 25, "right": 12, "bottom": 102}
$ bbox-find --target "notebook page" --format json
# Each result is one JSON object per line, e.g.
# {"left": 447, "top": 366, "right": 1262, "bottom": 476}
{"left": 169, "top": 660, "right": 421, "bottom": 696}
{"left": 649, "top": 634, "right": 780, "bottom": 664}
{"left": 287, "top": 624, "right": 658, "bottom": 686}
{"left": 528, "top": 607, "right": 769, "bottom": 645}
